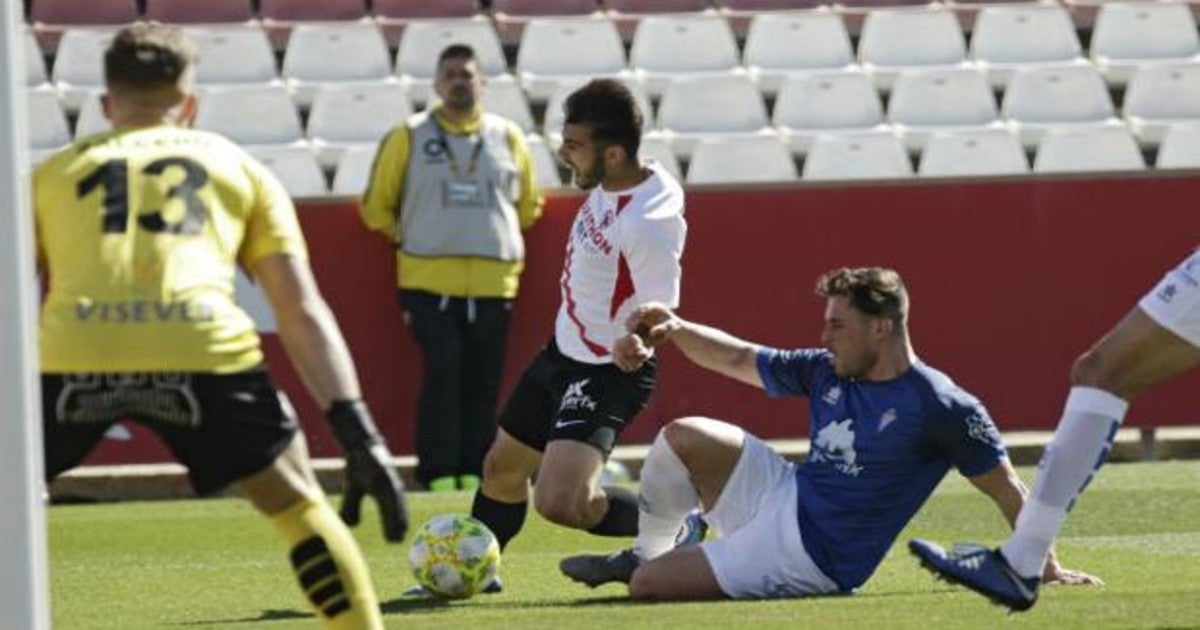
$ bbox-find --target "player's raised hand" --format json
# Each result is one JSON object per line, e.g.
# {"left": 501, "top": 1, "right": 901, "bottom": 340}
{"left": 612, "top": 333, "right": 652, "bottom": 372}
{"left": 627, "top": 302, "right": 681, "bottom": 347}
{"left": 327, "top": 400, "right": 410, "bottom": 542}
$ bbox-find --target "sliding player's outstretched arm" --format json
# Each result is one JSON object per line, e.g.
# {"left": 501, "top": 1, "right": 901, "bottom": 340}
{"left": 627, "top": 303, "right": 764, "bottom": 389}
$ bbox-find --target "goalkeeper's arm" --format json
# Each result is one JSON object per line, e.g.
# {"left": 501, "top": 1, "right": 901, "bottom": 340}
{"left": 252, "top": 252, "right": 410, "bottom": 542}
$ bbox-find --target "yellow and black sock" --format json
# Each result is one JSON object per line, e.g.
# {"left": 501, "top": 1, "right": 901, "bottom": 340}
{"left": 272, "top": 498, "right": 383, "bottom": 630}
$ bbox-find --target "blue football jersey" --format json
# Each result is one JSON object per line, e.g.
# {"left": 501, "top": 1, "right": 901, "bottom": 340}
{"left": 756, "top": 347, "right": 1007, "bottom": 592}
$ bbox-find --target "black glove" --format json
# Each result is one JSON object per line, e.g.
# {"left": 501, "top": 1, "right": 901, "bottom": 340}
{"left": 327, "top": 399, "right": 409, "bottom": 542}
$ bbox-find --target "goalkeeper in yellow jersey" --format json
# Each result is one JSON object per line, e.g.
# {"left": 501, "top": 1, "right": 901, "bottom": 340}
{"left": 34, "top": 23, "right": 406, "bottom": 629}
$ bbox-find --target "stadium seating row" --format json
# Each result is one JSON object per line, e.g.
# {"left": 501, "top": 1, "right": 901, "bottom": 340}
{"left": 28, "top": 57, "right": 1200, "bottom": 164}
{"left": 79, "top": 123, "right": 1197, "bottom": 199}
{"left": 26, "top": 4, "right": 1200, "bottom": 110}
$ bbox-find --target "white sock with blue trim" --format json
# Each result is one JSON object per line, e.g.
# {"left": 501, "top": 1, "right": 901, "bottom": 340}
{"left": 634, "top": 430, "right": 698, "bottom": 561}
{"left": 1001, "top": 386, "right": 1129, "bottom": 578}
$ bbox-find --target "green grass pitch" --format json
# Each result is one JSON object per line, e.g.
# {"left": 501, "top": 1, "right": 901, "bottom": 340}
{"left": 50, "top": 460, "right": 1200, "bottom": 629}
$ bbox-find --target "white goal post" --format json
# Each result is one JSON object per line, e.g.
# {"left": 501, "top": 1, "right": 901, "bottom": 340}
{"left": 0, "top": 0, "right": 51, "bottom": 626}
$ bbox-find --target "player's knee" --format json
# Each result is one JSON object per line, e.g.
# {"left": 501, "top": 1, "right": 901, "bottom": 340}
{"left": 479, "top": 447, "right": 524, "bottom": 496}
{"left": 532, "top": 488, "right": 591, "bottom": 528}
{"left": 1070, "top": 348, "right": 1117, "bottom": 391}
{"left": 662, "top": 416, "right": 716, "bottom": 463}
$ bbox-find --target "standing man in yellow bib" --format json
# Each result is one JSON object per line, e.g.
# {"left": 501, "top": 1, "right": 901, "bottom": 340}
{"left": 361, "top": 44, "right": 544, "bottom": 493}
{"left": 36, "top": 23, "right": 407, "bottom": 629}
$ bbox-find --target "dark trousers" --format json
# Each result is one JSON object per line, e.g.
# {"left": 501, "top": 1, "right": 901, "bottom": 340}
{"left": 400, "top": 289, "right": 512, "bottom": 485}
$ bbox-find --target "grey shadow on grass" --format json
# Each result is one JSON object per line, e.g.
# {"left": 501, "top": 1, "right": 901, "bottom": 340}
{"left": 175, "top": 609, "right": 312, "bottom": 625}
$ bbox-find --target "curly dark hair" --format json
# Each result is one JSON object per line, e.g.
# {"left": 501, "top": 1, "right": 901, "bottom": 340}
{"left": 563, "top": 78, "right": 643, "bottom": 160}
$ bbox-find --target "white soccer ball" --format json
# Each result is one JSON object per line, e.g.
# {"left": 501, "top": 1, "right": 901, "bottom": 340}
{"left": 407, "top": 514, "right": 501, "bottom": 599}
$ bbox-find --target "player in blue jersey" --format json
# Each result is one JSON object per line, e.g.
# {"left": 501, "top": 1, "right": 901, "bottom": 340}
{"left": 559, "top": 267, "right": 1099, "bottom": 599}
{"left": 910, "top": 249, "right": 1200, "bottom": 611}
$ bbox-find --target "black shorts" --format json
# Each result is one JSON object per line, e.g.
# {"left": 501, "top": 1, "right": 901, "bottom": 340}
{"left": 498, "top": 339, "right": 657, "bottom": 456}
{"left": 42, "top": 369, "right": 298, "bottom": 495}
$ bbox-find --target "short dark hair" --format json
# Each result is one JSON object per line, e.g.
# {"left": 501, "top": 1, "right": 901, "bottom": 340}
{"left": 105, "top": 22, "right": 196, "bottom": 90}
{"left": 563, "top": 79, "right": 642, "bottom": 160}
{"left": 437, "top": 43, "right": 477, "bottom": 67}
{"left": 816, "top": 267, "right": 909, "bottom": 327}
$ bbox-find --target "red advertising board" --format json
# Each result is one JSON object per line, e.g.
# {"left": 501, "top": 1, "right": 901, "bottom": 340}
{"left": 83, "top": 174, "right": 1200, "bottom": 463}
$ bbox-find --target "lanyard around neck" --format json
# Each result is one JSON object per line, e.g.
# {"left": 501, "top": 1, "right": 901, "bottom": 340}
{"left": 435, "top": 122, "right": 486, "bottom": 177}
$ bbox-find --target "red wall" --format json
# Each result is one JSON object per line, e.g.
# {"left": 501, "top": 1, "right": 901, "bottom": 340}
{"left": 84, "top": 174, "right": 1200, "bottom": 464}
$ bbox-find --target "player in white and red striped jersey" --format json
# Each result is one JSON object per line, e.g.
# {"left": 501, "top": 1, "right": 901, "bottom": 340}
{"left": 468, "top": 79, "right": 687, "bottom": 573}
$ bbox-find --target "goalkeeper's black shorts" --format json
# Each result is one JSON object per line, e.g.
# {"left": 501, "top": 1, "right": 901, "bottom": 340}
{"left": 42, "top": 368, "right": 298, "bottom": 495}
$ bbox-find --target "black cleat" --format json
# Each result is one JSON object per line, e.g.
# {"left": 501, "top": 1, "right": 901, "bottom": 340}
{"left": 559, "top": 548, "right": 641, "bottom": 588}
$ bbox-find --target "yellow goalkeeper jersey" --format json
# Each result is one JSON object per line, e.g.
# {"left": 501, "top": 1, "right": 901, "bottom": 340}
{"left": 34, "top": 126, "right": 307, "bottom": 373}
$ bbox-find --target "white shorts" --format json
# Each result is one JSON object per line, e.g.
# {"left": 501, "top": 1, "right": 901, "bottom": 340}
{"left": 700, "top": 431, "right": 840, "bottom": 599}
{"left": 1138, "top": 250, "right": 1200, "bottom": 348}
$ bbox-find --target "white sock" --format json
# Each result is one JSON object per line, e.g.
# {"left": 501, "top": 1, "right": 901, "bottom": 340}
{"left": 634, "top": 430, "right": 699, "bottom": 561}
{"left": 1001, "top": 386, "right": 1129, "bottom": 578}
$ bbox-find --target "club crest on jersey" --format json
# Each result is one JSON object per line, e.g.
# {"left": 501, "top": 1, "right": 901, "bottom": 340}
{"left": 559, "top": 378, "right": 597, "bottom": 412}
{"left": 878, "top": 408, "right": 898, "bottom": 432}
{"left": 964, "top": 413, "right": 1002, "bottom": 447}
{"left": 810, "top": 418, "right": 863, "bottom": 476}
{"left": 822, "top": 385, "right": 842, "bottom": 406}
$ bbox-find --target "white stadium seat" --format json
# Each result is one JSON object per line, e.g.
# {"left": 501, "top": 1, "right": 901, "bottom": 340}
{"left": 332, "top": 145, "right": 377, "bottom": 195}
{"left": 479, "top": 77, "right": 537, "bottom": 134}
{"left": 1123, "top": 62, "right": 1200, "bottom": 148}
{"left": 1033, "top": 125, "right": 1145, "bottom": 173}
{"left": 1002, "top": 64, "right": 1121, "bottom": 149}
{"left": 74, "top": 91, "right": 110, "bottom": 139}
{"left": 638, "top": 133, "right": 682, "bottom": 181}
{"left": 183, "top": 26, "right": 280, "bottom": 88}
{"left": 918, "top": 129, "right": 1029, "bottom": 177}
{"left": 25, "top": 30, "right": 49, "bottom": 89}
{"left": 970, "top": 4, "right": 1087, "bottom": 89}
{"left": 630, "top": 15, "right": 744, "bottom": 98}
{"left": 656, "top": 73, "right": 772, "bottom": 158}
{"left": 516, "top": 18, "right": 630, "bottom": 102}
{"left": 1155, "top": 124, "right": 1200, "bottom": 169}
{"left": 194, "top": 85, "right": 306, "bottom": 149}
{"left": 888, "top": 68, "right": 1002, "bottom": 151}
{"left": 28, "top": 89, "right": 71, "bottom": 150}
{"left": 802, "top": 132, "right": 913, "bottom": 181}
{"left": 307, "top": 83, "right": 413, "bottom": 168}
{"left": 686, "top": 134, "right": 797, "bottom": 184}
{"left": 773, "top": 72, "right": 889, "bottom": 155}
{"left": 524, "top": 134, "right": 563, "bottom": 188}
{"left": 395, "top": 20, "right": 509, "bottom": 105}
{"left": 249, "top": 146, "right": 329, "bottom": 198}
{"left": 52, "top": 28, "right": 115, "bottom": 111}
{"left": 858, "top": 8, "right": 968, "bottom": 91}
{"left": 743, "top": 12, "right": 856, "bottom": 97}
{"left": 1090, "top": 1, "right": 1200, "bottom": 87}
{"left": 282, "top": 23, "right": 396, "bottom": 108}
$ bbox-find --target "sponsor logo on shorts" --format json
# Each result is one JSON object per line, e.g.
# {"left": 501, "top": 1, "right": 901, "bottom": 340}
{"left": 553, "top": 419, "right": 587, "bottom": 430}
{"left": 56, "top": 373, "right": 200, "bottom": 427}
{"left": 559, "top": 378, "right": 597, "bottom": 412}
{"left": 1157, "top": 283, "right": 1178, "bottom": 304}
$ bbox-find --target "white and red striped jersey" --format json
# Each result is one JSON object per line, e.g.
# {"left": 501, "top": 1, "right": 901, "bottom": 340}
{"left": 555, "top": 162, "right": 687, "bottom": 364}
